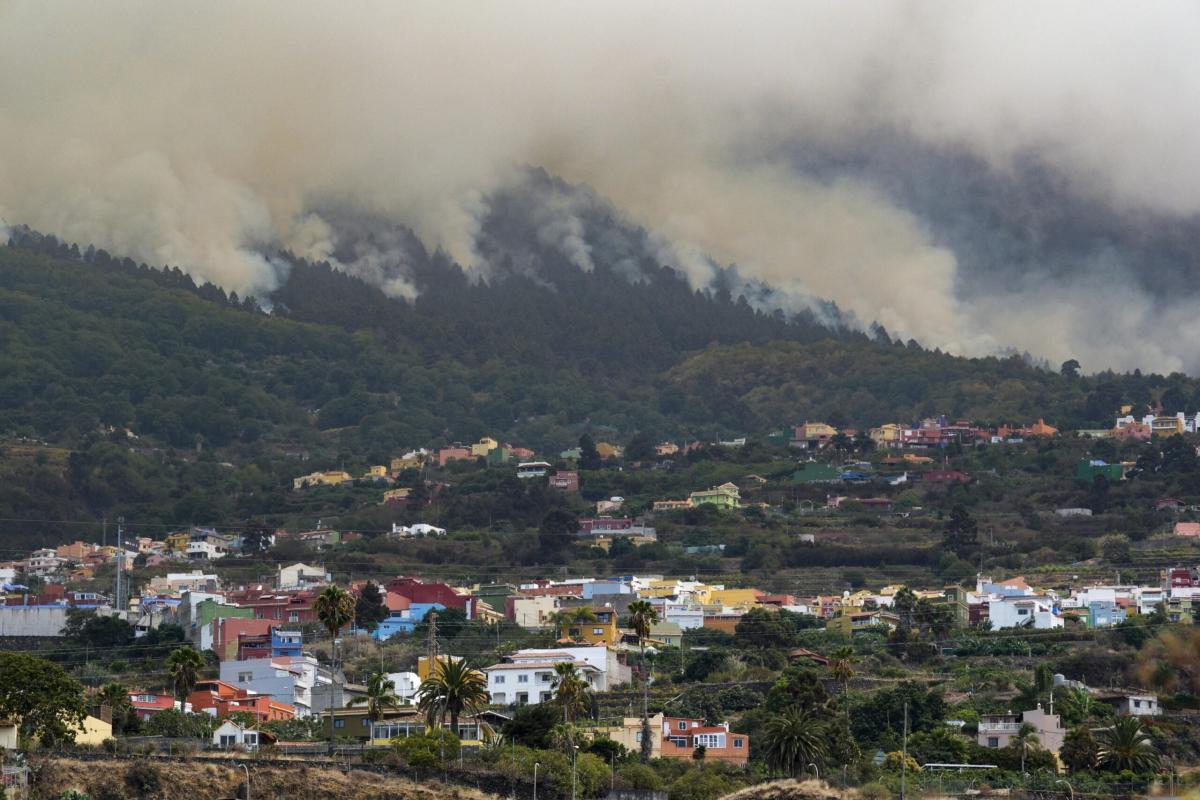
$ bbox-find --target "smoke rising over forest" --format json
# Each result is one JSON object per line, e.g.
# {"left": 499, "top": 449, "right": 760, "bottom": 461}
{"left": 3, "top": 2, "right": 1200, "bottom": 371}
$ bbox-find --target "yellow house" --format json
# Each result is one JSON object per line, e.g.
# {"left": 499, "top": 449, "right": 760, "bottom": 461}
{"left": 292, "top": 470, "right": 354, "bottom": 490}
{"left": 363, "top": 465, "right": 388, "bottom": 479}
{"left": 71, "top": 714, "right": 113, "bottom": 746}
{"left": 689, "top": 483, "right": 741, "bottom": 510}
{"left": 381, "top": 487, "right": 412, "bottom": 505}
{"left": 870, "top": 423, "right": 903, "bottom": 446}
{"left": 902, "top": 453, "right": 934, "bottom": 464}
{"left": 416, "top": 654, "right": 464, "bottom": 681}
{"left": 165, "top": 532, "right": 191, "bottom": 554}
{"left": 708, "top": 588, "right": 760, "bottom": 610}
{"left": 471, "top": 437, "right": 499, "bottom": 458}
{"left": 826, "top": 609, "right": 897, "bottom": 636}
{"left": 559, "top": 608, "right": 619, "bottom": 645}
{"left": 390, "top": 454, "right": 425, "bottom": 471}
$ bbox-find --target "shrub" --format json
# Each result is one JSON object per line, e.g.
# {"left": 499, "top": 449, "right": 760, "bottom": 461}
{"left": 859, "top": 783, "right": 891, "bottom": 800}
{"left": 124, "top": 762, "right": 162, "bottom": 798}
{"left": 618, "top": 763, "right": 662, "bottom": 791}
{"left": 392, "top": 730, "right": 460, "bottom": 770}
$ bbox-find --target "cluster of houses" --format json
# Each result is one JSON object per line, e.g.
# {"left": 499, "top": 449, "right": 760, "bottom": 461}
{"left": 4, "top": 553, "right": 1195, "bottom": 759}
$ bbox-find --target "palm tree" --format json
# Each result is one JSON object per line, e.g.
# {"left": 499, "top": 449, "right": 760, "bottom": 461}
{"left": 828, "top": 646, "right": 858, "bottom": 695}
{"left": 550, "top": 721, "right": 585, "bottom": 755}
{"left": 1096, "top": 717, "right": 1158, "bottom": 772}
{"left": 350, "top": 670, "right": 403, "bottom": 725}
{"left": 552, "top": 661, "right": 590, "bottom": 723}
{"left": 762, "top": 709, "right": 828, "bottom": 777}
{"left": 416, "top": 658, "right": 489, "bottom": 736}
{"left": 96, "top": 682, "right": 133, "bottom": 735}
{"left": 1014, "top": 722, "right": 1040, "bottom": 774}
{"left": 165, "top": 646, "right": 205, "bottom": 706}
{"left": 626, "top": 599, "right": 659, "bottom": 763}
{"left": 314, "top": 585, "right": 355, "bottom": 751}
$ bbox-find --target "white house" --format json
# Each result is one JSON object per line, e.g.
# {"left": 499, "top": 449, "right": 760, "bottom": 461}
{"left": 213, "top": 719, "right": 263, "bottom": 751}
{"left": 1104, "top": 692, "right": 1160, "bottom": 717}
{"left": 277, "top": 562, "right": 330, "bottom": 590}
{"left": 516, "top": 461, "right": 552, "bottom": 479}
{"left": 385, "top": 671, "right": 422, "bottom": 704}
{"left": 484, "top": 656, "right": 601, "bottom": 706}
{"left": 0, "top": 719, "right": 17, "bottom": 749}
{"left": 508, "top": 595, "right": 560, "bottom": 630}
{"left": 988, "top": 596, "right": 1063, "bottom": 630}
{"left": 659, "top": 602, "right": 705, "bottom": 630}
{"left": 390, "top": 523, "right": 447, "bottom": 538}
{"left": 186, "top": 540, "right": 227, "bottom": 561}
{"left": 498, "top": 645, "right": 630, "bottom": 690}
{"left": 25, "top": 548, "right": 66, "bottom": 577}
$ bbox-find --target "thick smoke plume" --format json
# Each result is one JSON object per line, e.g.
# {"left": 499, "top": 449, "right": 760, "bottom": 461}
{"left": 2, "top": 2, "right": 1199, "bottom": 371}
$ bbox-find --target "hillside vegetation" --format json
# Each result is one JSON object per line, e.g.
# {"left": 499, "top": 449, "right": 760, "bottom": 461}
{"left": 3, "top": 233, "right": 1200, "bottom": 547}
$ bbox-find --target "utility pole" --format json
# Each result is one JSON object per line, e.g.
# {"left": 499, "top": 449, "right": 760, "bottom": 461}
{"left": 900, "top": 701, "right": 909, "bottom": 800}
{"left": 114, "top": 516, "right": 125, "bottom": 615}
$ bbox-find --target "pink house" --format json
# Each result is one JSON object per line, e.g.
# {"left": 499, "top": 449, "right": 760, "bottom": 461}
{"left": 438, "top": 447, "right": 472, "bottom": 466}
{"left": 1175, "top": 522, "right": 1200, "bottom": 537}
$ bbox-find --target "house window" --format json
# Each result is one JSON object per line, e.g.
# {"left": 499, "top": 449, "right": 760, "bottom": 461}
{"left": 289, "top": 612, "right": 299, "bottom": 622}
{"left": 987, "top": 737, "right": 999, "bottom": 748}
{"left": 670, "top": 737, "right": 687, "bottom": 747}
{"left": 1133, "top": 700, "right": 1141, "bottom": 708}
{"left": 518, "top": 674, "right": 529, "bottom": 683}
{"left": 495, "top": 675, "right": 505, "bottom": 684}
{"left": 734, "top": 739, "right": 744, "bottom": 748}
{"left": 678, "top": 722, "right": 687, "bottom": 731}
{"left": 238, "top": 672, "right": 253, "bottom": 683}
{"left": 593, "top": 628, "right": 604, "bottom": 636}
{"left": 362, "top": 719, "right": 369, "bottom": 727}
{"left": 335, "top": 720, "right": 345, "bottom": 729}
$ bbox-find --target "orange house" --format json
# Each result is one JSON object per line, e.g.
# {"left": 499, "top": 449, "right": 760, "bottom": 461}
{"left": 661, "top": 717, "right": 749, "bottom": 765}
{"left": 188, "top": 680, "right": 295, "bottom": 722}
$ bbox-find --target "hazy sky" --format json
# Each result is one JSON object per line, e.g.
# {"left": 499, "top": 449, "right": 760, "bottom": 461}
{"left": 2, "top": 2, "right": 1199, "bottom": 371}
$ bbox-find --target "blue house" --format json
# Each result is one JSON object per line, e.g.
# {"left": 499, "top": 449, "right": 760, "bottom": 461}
{"left": 373, "top": 602, "right": 446, "bottom": 641}
{"left": 271, "top": 629, "right": 304, "bottom": 658}
{"left": 1087, "top": 600, "right": 1127, "bottom": 628}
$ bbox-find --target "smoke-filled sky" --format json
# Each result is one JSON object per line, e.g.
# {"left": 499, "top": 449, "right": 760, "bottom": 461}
{"left": 3, "top": 2, "right": 1200, "bottom": 372}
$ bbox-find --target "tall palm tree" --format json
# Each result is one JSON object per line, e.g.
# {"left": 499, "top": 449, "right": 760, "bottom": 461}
{"left": 552, "top": 661, "right": 590, "bottom": 723}
{"left": 165, "top": 646, "right": 205, "bottom": 706}
{"left": 416, "top": 658, "right": 489, "bottom": 736}
{"left": 350, "top": 670, "right": 403, "bottom": 724}
{"left": 626, "top": 599, "right": 659, "bottom": 763}
{"left": 314, "top": 585, "right": 355, "bottom": 751}
{"left": 550, "top": 721, "right": 585, "bottom": 756}
{"left": 96, "top": 682, "right": 133, "bottom": 735}
{"left": 762, "top": 709, "right": 828, "bottom": 777}
{"left": 1096, "top": 716, "right": 1158, "bottom": 772}
{"left": 828, "top": 646, "right": 858, "bottom": 695}
{"left": 1014, "top": 722, "right": 1040, "bottom": 774}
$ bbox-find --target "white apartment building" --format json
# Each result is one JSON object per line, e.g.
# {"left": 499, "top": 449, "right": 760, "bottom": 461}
{"left": 485, "top": 657, "right": 600, "bottom": 706}
{"left": 220, "top": 655, "right": 329, "bottom": 718}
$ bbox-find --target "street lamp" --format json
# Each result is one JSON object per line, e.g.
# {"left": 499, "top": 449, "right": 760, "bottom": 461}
{"left": 808, "top": 763, "right": 819, "bottom": 781}
{"left": 534, "top": 762, "right": 539, "bottom": 800}
{"left": 240, "top": 764, "right": 251, "bottom": 800}
{"left": 1055, "top": 779, "right": 1073, "bottom": 800}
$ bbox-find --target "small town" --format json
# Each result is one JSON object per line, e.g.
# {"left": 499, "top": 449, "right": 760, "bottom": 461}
{"left": 4, "top": 7, "right": 1200, "bottom": 798}
{"left": 3, "top": 409, "right": 1200, "bottom": 800}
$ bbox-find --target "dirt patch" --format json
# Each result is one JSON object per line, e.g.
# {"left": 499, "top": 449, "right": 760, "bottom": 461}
{"left": 721, "top": 779, "right": 858, "bottom": 800}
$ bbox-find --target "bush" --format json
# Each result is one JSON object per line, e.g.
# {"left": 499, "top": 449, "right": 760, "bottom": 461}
{"left": 123, "top": 762, "right": 162, "bottom": 798}
{"left": 618, "top": 763, "right": 663, "bottom": 791}
{"left": 392, "top": 730, "right": 461, "bottom": 769}
{"left": 668, "top": 768, "right": 735, "bottom": 800}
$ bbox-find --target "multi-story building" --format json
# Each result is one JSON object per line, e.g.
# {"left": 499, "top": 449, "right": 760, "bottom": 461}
{"left": 484, "top": 656, "right": 600, "bottom": 706}
{"left": 220, "top": 654, "right": 329, "bottom": 718}
{"left": 978, "top": 705, "right": 1064, "bottom": 754}
{"left": 188, "top": 679, "right": 296, "bottom": 722}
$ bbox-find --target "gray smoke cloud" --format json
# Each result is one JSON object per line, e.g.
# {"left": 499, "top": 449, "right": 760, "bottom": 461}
{"left": 1, "top": 2, "right": 1199, "bottom": 371}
